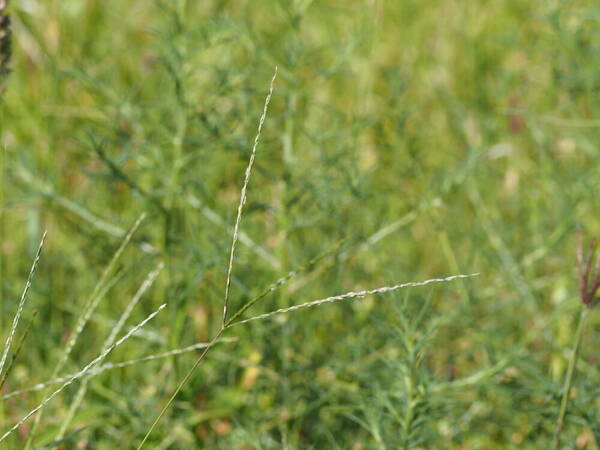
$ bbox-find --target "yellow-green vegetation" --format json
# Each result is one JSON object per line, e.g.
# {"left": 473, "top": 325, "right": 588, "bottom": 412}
{"left": 1, "top": 0, "right": 600, "bottom": 448}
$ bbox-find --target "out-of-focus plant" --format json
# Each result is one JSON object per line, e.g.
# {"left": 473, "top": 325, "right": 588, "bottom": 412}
{"left": 0, "top": 0, "right": 10, "bottom": 94}
{"left": 553, "top": 231, "right": 600, "bottom": 449}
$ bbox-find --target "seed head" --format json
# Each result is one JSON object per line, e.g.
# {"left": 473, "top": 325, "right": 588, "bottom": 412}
{"left": 577, "top": 230, "right": 600, "bottom": 308}
{"left": 0, "top": 0, "right": 11, "bottom": 93}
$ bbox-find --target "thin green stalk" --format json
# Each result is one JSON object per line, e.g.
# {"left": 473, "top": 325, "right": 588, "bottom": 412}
{"left": 136, "top": 326, "right": 225, "bottom": 449}
{"left": 0, "top": 232, "right": 46, "bottom": 379}
{"left": 552, "top": 306, "right": 589, "bottom": 449}
{"left": 0, "top": 310, "right": 37, "bottom": 391}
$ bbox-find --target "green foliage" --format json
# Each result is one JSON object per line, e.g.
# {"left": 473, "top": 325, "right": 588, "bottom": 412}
{"left": 1, "top": 0, "right": 600, "bottom": 448}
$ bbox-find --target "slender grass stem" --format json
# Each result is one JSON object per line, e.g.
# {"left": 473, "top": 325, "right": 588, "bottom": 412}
{"left": 0, "top": 310, "right": 37, "bottom": 391}
{"left": 552, "top": 306, "right": 589, "bottom": 449}
{"left": 0, "top": 231, "right": 46, "bottom": 378}
{"left": 136, "top": 327, "right": 225, "bottom": 449}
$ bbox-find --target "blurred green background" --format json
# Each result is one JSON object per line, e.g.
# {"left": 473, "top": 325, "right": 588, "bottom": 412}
{"left": 1, "top": 0, "right": 600, "bottom": 448}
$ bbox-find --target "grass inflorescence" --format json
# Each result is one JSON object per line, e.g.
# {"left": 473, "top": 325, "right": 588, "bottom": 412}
{"left": 0, "top": 0, "right": 10, "bottom": 94}
{"left": 2, "top": 0, "right": 600, "bottom": 448}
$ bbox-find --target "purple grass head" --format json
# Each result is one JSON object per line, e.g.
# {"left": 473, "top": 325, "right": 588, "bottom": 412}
{"left": 0, "top": 0, "right": 10, "bottom": 93}
{"left": 577, "top": 230, "right": 600, "bottom": 308}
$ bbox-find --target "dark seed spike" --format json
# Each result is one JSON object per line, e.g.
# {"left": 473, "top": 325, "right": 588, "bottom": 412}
{"left": 576, "top": 233, "right": 600, "bottom": 307}
{"left": 582, "top": 238, "right": 595, "bottom": 292}
{"left": 0, "top": 0, "right": 10, "bottom": 92}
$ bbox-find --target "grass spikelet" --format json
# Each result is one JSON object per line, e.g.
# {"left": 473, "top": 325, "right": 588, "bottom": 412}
{"left": 0, "top": 231, "right": 46, "bottom": 379}
{"left": 222, "top": 67, "right": 278, "bottom": 326}
{"left": 0, "top": 303, "right": 166, "bottom": 443}
{"left": 0, "top": 310, "right": 37, "bottom": 391}
{"left": 229, "top": 273, "right": 479, "bottom": 326}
